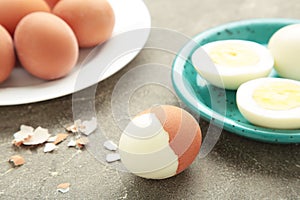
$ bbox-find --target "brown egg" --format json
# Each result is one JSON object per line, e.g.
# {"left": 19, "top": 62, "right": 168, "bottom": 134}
{"left": 0, "top": 25, "right": 15, "bottom": 83}
{"left": 0, "top": 0, "right": 50, "bottom": 36}
{"left": 53, "top": 0, "right": 115, "bottom": 48}
{"left": 44, "top": 0, "right": 61, "bottom": 9}
{"left": 14, "top": 12, "right": 79, "bottom": 80}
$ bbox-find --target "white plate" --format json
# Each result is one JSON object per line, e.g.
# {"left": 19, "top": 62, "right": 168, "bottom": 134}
{"left": 0, "top": 0, "right": 151, "bottom": 106}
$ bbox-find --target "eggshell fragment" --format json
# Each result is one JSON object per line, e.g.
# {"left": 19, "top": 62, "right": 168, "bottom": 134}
{"left": 14, "top": 12, "right": 79, "bottom": 80}
{"left": 104, "top": 140, "right": 118, "bottom": 151}
{"left": 0, "top": 0, "right": 50, "bottom": 36}
{"left": 67, "top": 139, "right": 76, "bottom": 147}
{"left": 80, "top": 117, "right": 97, "bottom": 135}
{"left": 44, "top": 143, "right": 58, "bottom": 153}
{"left": 53, "top": 133, "right": 69, "bottom": 145}
{"left": 0, "top": 25, "right": 15, "bottom": 83}
{"left": 53, "top": 0, "right": 115, "bottom": 47}
{"left": 12, "top": 125, "right": 34, "bottom": 146}
{"left": 106, "top": 153, "right": 121, "bottom": 163}
{"left": 22, "top": 127, "right": 50, "bottom": 145}
{"left": 57, "top": 183, "right": 70, "bottom": 193}
{"left": 76, "top": 136, "right": 89, "bottom": 149}
{"left": 119, "top": 105, "right": 202, "bottom": 179}
{"left": 9, "top": 155, "right": 25, "bottom": 167}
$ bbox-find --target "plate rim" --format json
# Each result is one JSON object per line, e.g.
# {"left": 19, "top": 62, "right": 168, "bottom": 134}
{"left": 0, "top": 0, "right": 151, "bottom": 106}
{"left": 171, "top": 18, "right": 300, "bottom": 144}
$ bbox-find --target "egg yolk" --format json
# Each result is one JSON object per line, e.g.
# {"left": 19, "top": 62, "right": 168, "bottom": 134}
{"left": 209, "top": 43, "right": 260, "bottom": 67}
{"left": 253, "top": 82, "right": 300, "bottom": 110}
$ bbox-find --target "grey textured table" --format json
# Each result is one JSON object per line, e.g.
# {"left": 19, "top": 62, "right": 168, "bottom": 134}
{"left": 0, "top": 0, "right": 300, "bottom": 199}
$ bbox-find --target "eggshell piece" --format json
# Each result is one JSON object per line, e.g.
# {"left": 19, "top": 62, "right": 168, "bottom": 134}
{"left": 0, "top": 25, "right": 15, "bottom": 83}
{"left": 9, "top": 155, "right": 25, "bottom": 167}
{"left": 53, "top": 0, "right": 115, "bottom": 48}
{"left": 14, "top": 12, "right": 79, "bottom": 80}
{"left": 268, "top": 24, "right": 300, "bottom": 80}
{"left": 0, "top": 0, "right": 50, "bottom": 36}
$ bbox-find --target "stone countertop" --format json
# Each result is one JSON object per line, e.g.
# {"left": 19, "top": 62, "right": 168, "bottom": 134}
{"left": 0, "top": 0, "right": 299, "bottom": 199}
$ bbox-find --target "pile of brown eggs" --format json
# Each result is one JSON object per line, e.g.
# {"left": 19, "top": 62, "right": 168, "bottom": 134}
{"left": 0, "top": 0, "right": 115, "bottom": 83}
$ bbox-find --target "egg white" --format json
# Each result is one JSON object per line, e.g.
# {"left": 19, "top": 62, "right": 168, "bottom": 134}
{"left": 236, "top": 77, "right": 300, "bottom": 129}
{"left": 119, "top": 113, "right": 179, "bottom": 179}
{"left": 192, "top": 39, "right": 274, "bottom": 90}
{"left": 268, "top": 24, "right": 300, "bottom": 81}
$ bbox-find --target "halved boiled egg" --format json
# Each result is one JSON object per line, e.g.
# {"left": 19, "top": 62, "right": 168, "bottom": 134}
{"left": 236, "top": 77, "right": 300, "bottom": 129}
{"left": 192, "top": 40, "right": 274, "bottom": 90}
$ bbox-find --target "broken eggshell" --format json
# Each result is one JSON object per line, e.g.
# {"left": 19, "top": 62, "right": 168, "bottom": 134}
{"left": 57, "top": 182, "right": 70, "bottom": 193}
{"left": 13, "top": 125, "right": 50, "bottom": 146}
{"left": 104, "top": 140, "right": 118, "bottom": 151}
{"left": 9, "top": 155, "right": 25, "bottom": 167}
{"left": 65, "top": 117, "right": 97, "bottom": 135}
{"left": 44, "top": 143, "right": 58, "bottom": 153}
{"left": 22, "top": 126, "right": 50, "bottom": 145}
{"left": 106, "top": 153, "right": 121, "bottom": 163}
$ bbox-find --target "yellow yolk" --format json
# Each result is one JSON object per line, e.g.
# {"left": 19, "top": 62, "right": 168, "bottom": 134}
{"left": 253, "top": 82, "right": 300, "bottom": 110}
{"left": 209, "top": 43, "right": 260, "bottom": 67}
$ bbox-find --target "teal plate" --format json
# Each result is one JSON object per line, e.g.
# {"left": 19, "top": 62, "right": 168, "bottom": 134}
{"left": 171, "top": 18, "right": 300, "bottom": 144}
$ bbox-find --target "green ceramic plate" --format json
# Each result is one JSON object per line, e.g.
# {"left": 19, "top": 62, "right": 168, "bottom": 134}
{"left": 171, "top": 18, "right": 300, "bottom": 143}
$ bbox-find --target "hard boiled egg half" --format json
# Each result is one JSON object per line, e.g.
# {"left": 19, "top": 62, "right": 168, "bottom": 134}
{"left": 192, "top": 40, "right": 274, "bottom": 90}
{"left": 236, "top": 77, "right": 300, "bottom": 129}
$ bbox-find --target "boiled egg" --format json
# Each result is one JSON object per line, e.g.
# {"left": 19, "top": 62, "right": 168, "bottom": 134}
{"left": 119, "top": 105, "right": 202, "bottom": 179}
{"left": 268, "top": 24, "right": 300, "bottom": 81}
{"left": 0, "top": 0, "right": 50, "bottom": 36}
{"left": 236, "top": 77, "right": 300, "bottom": 129}
{"left": 14, "top": 12, "right": 78, "bottom": 80}
{"left": 53, "top": 0, "right": 115, "bottom": 48}
{"left": 0, "top": 25, "right": 15, "bottom": 83}
{"left": 192, "top": 40, "right": 274, "bottom": 90}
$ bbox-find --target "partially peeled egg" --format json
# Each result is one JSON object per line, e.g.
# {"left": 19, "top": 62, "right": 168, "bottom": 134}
{"left": 119, "top": 105, "right": 202, "bottom": 179}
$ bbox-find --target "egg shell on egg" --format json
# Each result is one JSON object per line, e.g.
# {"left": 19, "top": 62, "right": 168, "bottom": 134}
{"left": 53, "top": 0, "right": 115, "bottom": 48}
{"left": 0, "top": 25, "right": 15, "bottom": 83}
{"left": 0, "top": 0, "right": 50, "bottom": 36}
{"left": 14, "top": 12, "right": 79, "bottom": 80}
{"left": 119, "top": 105, "right": 202, "bottom": 179}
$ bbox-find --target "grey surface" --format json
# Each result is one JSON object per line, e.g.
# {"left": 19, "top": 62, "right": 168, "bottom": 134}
{"left": 0, "top": 0, "right": 300, "bottom": 199}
